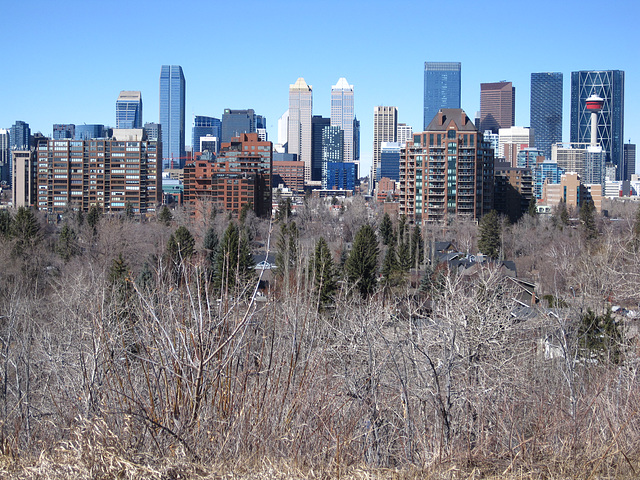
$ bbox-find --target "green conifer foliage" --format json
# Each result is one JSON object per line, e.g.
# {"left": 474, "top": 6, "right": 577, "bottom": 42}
{"left": 345, "top": 224, "right": 379, "bottom": 297}
{"left": 309, "top": 237, "right": 337, "bottom": 307}
{"left": 477, "top": 210, "right": 501, "bottom": 259}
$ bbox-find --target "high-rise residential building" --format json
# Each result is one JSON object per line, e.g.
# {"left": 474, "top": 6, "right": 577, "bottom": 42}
{"left": 53, "top": 124, "right": 76, "bottom": 140}
{"left": 516, "top": 147, "right": 544, "bottom": 169}
{"left": 0, "top": 129, "right": 10, "bottom": 185}
{"left": 498, "top": 126, "right": 534, "bottom": 167}
{"left": 159, "top": 65, "right": 186, "bottom": 169}
{"left": 330, "top": 77, "right": 355, "bottom": 164}
{"left": 494, "top": 163, "right": 533, "bottom": 223}
{"left": 183, "top": 133, "right": 272, "bottom": 218}
{"left": 75, "top": 124, "right": 106, "bottom": 140}
{"left": 533, "top": 160, "right": 564, "bottom": 199}
{"left": 372, "top": 106, "right": 398, "bottom": 181}
{"left": 35, "top": 130, "right": 161, "bottom": 215}
{"left": 321, "top": 125, "right": 344, "bottom": 188}
{"left": 10, "top": 121, "right": 30, "bottom": 150}
{"left": 397, "top": 123, "right": 413, "bottom": 146}
{"left": 311, "top": 115, "right": 330, "bottom": 182}
{"left": 116, "top": 91, "right": 143, "bottom": 129}
{"left": 570, "top": 70, "right": 625, "bottom": 179}
{"left": 221, "top": 109, "right": 257, "bottom": 143}
{"left": 423, "top": 62, "right": 461, "bottom": 130}
{"left": 624, "top": 143, "right": 636, "bottom": 180}
{"left": 12, "top": 149, "right": 37, "bottom": 207}
{"left": 542, "top": 172, "right": 602, "bottom": 213}
{"left": 530, "top": 72, "right": 563, "bottom": 160}
{"left": 400, "top": 109, "right": 494, "bottom": 222}
{"left": 552, "top": 142, "right": 606, "bottom": 186}
{"left": 272, "top": 156, "right": 305, "bottom": 193}
{"left": 192, "top": 115, "right": 221, "bottom": 154}
{"left": 288, "top": 78, "right": 313, "bottom": 184}
{"left": 479, "top": 81, "right": 515, "bottom": 134}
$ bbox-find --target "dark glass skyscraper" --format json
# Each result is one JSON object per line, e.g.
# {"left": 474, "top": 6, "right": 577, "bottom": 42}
{"left": 159, "top": 65, "right": 186, "bottom": 169}
{"left": 10, "top": 121, "right": 30, "bottom": 150}
{"left": 530, "top": 72, "right": 563, "bottom": 160}
{"left": 423, "top": 62, "right": 461, "bottom": 130}
{"left": 192, "top": 115, "right": 221, "bottom": 153}
{"left": 53, "top": 124, "right": 76, "bottom": 140}
{"left": 570, "top": 70, "right": 625, "bottom": 180}
{"left": 311, "top": 115, "right": 330, "bottom": 182}
{"left": 75, "top": 124, "right": 106, "bottom": 140}
{"left": 221, "top": 109, "right": 256, "bottom": 143}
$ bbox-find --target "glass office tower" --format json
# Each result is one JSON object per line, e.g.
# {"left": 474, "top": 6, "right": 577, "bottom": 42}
{"left": 530, "top": 72, "right": 562, "bottom": 160}
{"left": 116, "top": 91, "right": 143, "bottom": 129}
{"left": 570, "top": 70, "right": 625, "bottom": 179}
{"left": 159, "top": 65, "right": 186, "bottom": 169}
{"left": 192, "top": 115, "right": 221, "bottom": 153}
{"left": 423, "top": 62, "right": 461, "bottom": 130}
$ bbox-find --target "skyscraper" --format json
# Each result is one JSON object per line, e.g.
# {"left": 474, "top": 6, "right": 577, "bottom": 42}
{"left": 624, "top": 143, "right": 636, "bottom": 180}
{"left": 423, "top": 62, "right": 461, "bottom": 130}
{"left": 0, "top": 129, "right": 10, "bottom": 185}
{"left": 221, "top": 109, "right": 257, "bottom": 143}
{"left": 372, "top": 106, "right": 397, "bottom": 181}
{"left": 530, "top": 72, "right": 563, "bottom": 160}
{"left": 53, "top": 124, "right": 76, "bottom": 140}
{"left": 311, "top": 115, "right": 330, "bottom": 182}
{"left": 322, "top": 125, "right": 343, "bottom": 188}
{"left": 330, "top": 77, "right": 354, "bottom": 163}
{"left": 159, "top": 65, "right": 186, "bottom": 169}
{"left": 288, "top": 78, "right": 313, "bottom": 184}
{"left": 479, "top": 81, "right": 515, "bottom": 133}
{"left": 10, "top": 121, "right": 30, "bottom": 150}
{"left": 570, "top": 70, "right": 625, "bottom": 180}
{"left": 192, "top": 115, "right": 221, "bottom": 153}
{"left": 116, "top": 91, "right": 143, "bottom": 129}
{"left": 75, "top": 124, "right": 106, "bottom": 140}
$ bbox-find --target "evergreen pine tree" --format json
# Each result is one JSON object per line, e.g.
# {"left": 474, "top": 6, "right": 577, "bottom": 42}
{"left": 527, "top": 196, "right": 537, "bottom": 216}
{"left": 580, "top": 199, "right": 598, "bottom": 242}
{"left": 477, "top": 210, "right": 501, "bottom": 259}
{"left": 159, "top": 205, "right": 173, "bottom": 226}
{"left": 309, "top": 237, "right": 337, "bottom": 307}
{"left": 410, "top": 224, "right": 423, "bottom": 268}
{"left": 0, "top": 210, "right": 12, "bottom": 238}
{"left": 124, "top": 202, "right": 135, "bottom": 220}
{"left": 345, "top": 224, "right": 379, "bottom": 297}
{"left": 87, "top": 205, "right": 101, "bottom": 231}
{"left": 378, "top": 212, "right": 394, "bottom": 246}
{"left": 380, "top": 243, "right": 399, "bottom": 286}
{"left": 213, "top": 222, "right": 255, "bottom": 292}
{"left": 11, "top": 207, "right": 41, "bottom": 255}
{"left": 56, "top": 224, "right": 78, "bottom": 261}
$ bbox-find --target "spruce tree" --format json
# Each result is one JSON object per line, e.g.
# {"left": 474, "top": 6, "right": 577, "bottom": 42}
{"left": 477, "top": 210, "right": 501, "bottom": 259}
{"left": 527, "top": 196, "right": 537, "bottom": 216}
{"left": 410, "top": 224, "right": 423, "bottom": 268}
{"left": 580, "top": 199, "right": 598, "bottom": 242}
{"left": 11, "top": 207, "right": 40, "bottom": 255}
{"left": 345, "top": 224, "right": 379, "bottom": 297}
{"left": 380, "top": 243, "right": 399, "bottom": 286}
{"left": 213, "top": 222, "right": 254, "bottom": 292}
{"left": 378, "top": 212, "right": 394, "bottom": 246}
{"left": 87, "top": 205, "right": 101, "bottom": 231}
{"left": 309, "top": 237, "right": 337, "bottom": 307}
{"left": 56, "top": 224, "right": 78, "bottom": 261}
{"left": 159, "top": 205, "right": 173, "bottom": 226}
{"left": 0, "top": 210, "right": 12, "bottom": 238}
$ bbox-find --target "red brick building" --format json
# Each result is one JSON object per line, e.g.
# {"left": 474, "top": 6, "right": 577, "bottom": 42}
{"left": 184, "top": 133, "right": 272, "bottom": 218}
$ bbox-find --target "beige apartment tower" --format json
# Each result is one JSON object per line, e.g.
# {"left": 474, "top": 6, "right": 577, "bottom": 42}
{"left": 372, "top": 106, "right": 398, "bottom": 181}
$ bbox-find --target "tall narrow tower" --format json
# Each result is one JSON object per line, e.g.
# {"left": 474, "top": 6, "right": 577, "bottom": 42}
{"left": 330, "top": 78, "right": 354, "bottom": 163}
{"left": 159, "top": 65, "right": 186, "bottom": 169}
{"left": 585, "top": 94, "right": 604, "bottom": 147}
{"left": 372, "top": 106, "right": 398, "bottom": 182}
{"left": 288, "top": 78, "right": 313, "bottom": 184}
{"left": 116, "top": 91, "right": 143, "bottom": 129}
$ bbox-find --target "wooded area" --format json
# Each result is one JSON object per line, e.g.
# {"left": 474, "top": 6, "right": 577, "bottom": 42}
{"left": 0, "top": 197, "right": 639, "bottom": 479}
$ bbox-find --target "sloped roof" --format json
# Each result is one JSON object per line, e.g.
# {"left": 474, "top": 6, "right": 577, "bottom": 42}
{"left": 425, "top": 108, "right": 477, "bottom": 132}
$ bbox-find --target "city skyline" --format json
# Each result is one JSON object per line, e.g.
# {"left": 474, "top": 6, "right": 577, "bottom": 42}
{"left": 2, "top": 0, "right": 638, "bottom": 176}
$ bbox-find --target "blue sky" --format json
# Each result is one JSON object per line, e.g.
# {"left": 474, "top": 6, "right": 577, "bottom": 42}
{"left": 2, "top": 0, "right": 639, "bottom": 175}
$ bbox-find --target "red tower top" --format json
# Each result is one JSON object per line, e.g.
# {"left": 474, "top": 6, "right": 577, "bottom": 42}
{"left": 585, "top": 94, "right": 604, "bottom": 111}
